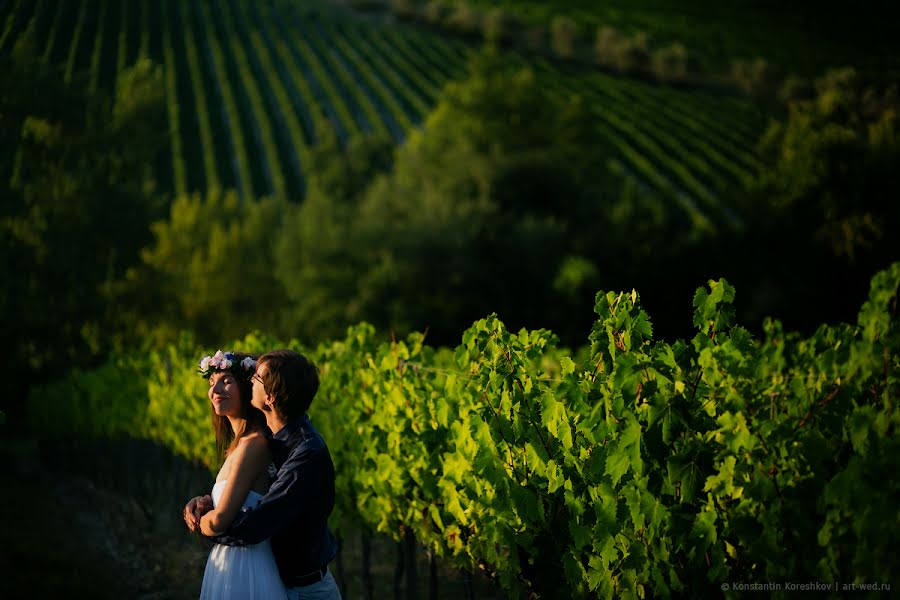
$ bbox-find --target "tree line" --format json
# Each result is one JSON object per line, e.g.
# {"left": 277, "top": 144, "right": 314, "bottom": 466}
{"left": 2, "top": 46, "right": 899, "bottom": 423}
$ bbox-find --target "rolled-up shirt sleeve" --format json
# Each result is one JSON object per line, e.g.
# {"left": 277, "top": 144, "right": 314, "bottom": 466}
{"left": 209, "top": 445, "right": 326, "bottom": 547}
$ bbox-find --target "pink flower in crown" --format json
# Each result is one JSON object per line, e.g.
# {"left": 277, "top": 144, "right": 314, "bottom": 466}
{"left": 199, "top": 356, "right": 211, "bottom": 372}
{"left": 209, "top": 350, "right": 226, "bottom": 369}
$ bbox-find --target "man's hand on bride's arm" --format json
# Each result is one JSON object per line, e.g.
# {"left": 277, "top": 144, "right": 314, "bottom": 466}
{"left": 183, "top": 495, "right": 213, "bottom": 533}
{"left": 199, "top": 507, "right": 226, "bottom": 537}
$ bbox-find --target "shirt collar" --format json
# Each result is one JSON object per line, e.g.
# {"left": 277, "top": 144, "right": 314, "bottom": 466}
{"left": 272, "top": 415, "right": 308, "bottom": 440}
{"left": 269, "top": 416, "right": 308, "bottom": 463}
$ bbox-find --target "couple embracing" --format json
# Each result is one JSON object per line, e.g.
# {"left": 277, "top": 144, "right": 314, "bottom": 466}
{"left": 182, "top": 349, "right": 342, "bottom": 600}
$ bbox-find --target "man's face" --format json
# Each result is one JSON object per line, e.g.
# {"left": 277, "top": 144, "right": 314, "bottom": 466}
{"left": 251, "top": 361, "right": 270, "bottom": 412}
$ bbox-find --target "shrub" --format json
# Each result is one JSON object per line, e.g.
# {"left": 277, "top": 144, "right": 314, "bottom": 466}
{"left": 349, "top": 0, "right": 386, "bottom": 11}
{"left": 652, "top": 42, "right": 688, "bottom": 81}
{"left": 482, "top": 7, "right": 515, "bottom": 44}
{"left": 731, "top": 57, "right": 771, "bottom": 95}
{"left": 550, "top": 15, "right": 578, "bottom": 60}
{"left": 594, "top": 26, "right": 623, "bottom": 67}
{"left": 446, "top": 3, "right": 482, "bottom": 36}
{"left": 523, "top": 24, "right": 547, "bottom": 52}
{"left": 754, "top": 68, "right": 900, "bottom": 259}
{"left": 616, "top": 31, "right": 651, "bottom": 74}
{"left": 779, "top": 75, "right": 816, "bottom": 103}
{"left": 388, "top": 0, "right": 418, "bottom": 20}
{"left": 423, "top": 0, "right": 450, "bottom": 24}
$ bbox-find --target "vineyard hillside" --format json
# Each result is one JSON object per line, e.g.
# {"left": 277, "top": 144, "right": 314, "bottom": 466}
{"left": 0, "top": 0, "right": 768, "bottom": 230}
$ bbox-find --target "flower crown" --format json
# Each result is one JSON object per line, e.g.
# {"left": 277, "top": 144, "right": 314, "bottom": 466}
{"left": 198, "top": 350, "right": 257, "bottom": 379}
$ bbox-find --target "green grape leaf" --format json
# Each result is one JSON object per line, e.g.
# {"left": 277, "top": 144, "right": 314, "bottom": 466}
{"left": 716, "top": 411, "right": 755, "bottom": 453}
{"left": 511, "top": 484, "right": 542, "bottom": 523}
{"left": 668, "top": 457, "right": 702, "bottom": 504}
{"left": 547, "top": 459, "right": 566, "bottom": 493}
{"left": 591, "top": 482, "right": 619, "bottom": 532}
{"left": 429, "top": 503, "right": 444, "bottom": 531}
{"left": 605, "top": 418, "right": 643, "bottom": 487}
{"left": 623, "top": 483, "right": 646, "bottom": 533}
{"left": 570, "top": 520, "right": 592, "bottom": 550}
{"left": 444, "top": 487, "right": 468, "bottom": 525}
{"left": 542, "top": 392, "right": 574, "bottom": 450}
{"left": 649, "top": 393, "right": 683, "bottom": 444}
{"left": 587, "top": 554, "right": 614, "bottom": 592}
{"left": 606, "top": 448, "right": 630, "bottom": 488}
{"left": 703, "top": 456, "right": 742, "bottom": 499}
{"left": 632, "top": 309, "right": 654, "bottom": 343}
{"left": 848, "top": 406, "right": 875, "bottom": 455}
{"left": 690, "top": 509, "right": 717, "bottom": 557}
{"left": 435, "top": 397, "right": 450, "bottom": 428}
{"left": 565, "top": 487, "right": 586, "bottom": 517}
{"left": 443, "top": 453, "right": 472, "bottom": 483}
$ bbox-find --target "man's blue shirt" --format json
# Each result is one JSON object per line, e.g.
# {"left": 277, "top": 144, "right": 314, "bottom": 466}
{"left": 209, "top": 415, "right": 338, "bottom": 585}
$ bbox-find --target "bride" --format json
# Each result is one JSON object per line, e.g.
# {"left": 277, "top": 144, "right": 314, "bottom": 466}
{"left": 184, "top": 350, "right": 287, "bottom": 600}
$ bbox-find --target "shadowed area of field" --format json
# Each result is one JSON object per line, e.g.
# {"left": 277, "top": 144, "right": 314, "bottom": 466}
{"left": 0, "top": 435, "right": 497, "bottom": 599}
{"left": 0, "top": 436, "right": 208, "bottom": 599}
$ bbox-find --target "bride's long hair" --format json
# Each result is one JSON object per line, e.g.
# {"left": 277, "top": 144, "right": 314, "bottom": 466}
{"left": 211, "top": 351, "right": 267, "bottom": 463}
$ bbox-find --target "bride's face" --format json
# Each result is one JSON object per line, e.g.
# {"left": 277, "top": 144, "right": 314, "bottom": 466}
{"left": 208, "top": 371, "right": 243, "bottom": 418}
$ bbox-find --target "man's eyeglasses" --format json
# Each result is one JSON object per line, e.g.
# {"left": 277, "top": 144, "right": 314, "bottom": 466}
{"left": 251, "top": 373, "right": 265, "bottom": 386}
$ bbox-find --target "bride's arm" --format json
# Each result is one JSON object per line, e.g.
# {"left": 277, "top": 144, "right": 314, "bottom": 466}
{"left": 200, "top": 435, "right": 271, "bottom": 537}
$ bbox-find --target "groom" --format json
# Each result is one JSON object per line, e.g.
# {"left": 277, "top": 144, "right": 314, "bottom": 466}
{"left": 184, "top": 349, "right": 342, "bottom": 599}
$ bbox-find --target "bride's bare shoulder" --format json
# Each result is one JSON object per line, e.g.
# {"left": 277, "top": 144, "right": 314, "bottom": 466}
{"left": 236, "top": 431, "right": 270, "bottom": 455}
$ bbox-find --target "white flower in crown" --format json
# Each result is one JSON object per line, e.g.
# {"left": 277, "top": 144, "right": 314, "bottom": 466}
{"left": 199, "top": 356, "right": 211, "bottom": 372}
{"left": 241, "top": 356, "right": 257, "bottom": 371}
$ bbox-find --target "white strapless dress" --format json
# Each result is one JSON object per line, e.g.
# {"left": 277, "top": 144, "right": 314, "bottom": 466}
{"left": 199, "top": 481, "right": 288, "bottom": 600}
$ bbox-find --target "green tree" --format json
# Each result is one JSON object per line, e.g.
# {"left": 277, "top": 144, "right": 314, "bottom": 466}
{"left": 722, "top": 68, "right": 900, "bottom": 334}
{"left": 0, "top": 50, "right": 166, "bottom": 420}
{"left": 274, "top": 132, "right": 396, "bottom": 343}
{"left": 280, "top": 50, "right": 626, "bottom": 345}
{"left": 271, "top": 49, "right": 703, "bottom": 347}
{"left": 121, "top": 189, "right": 290, "bottom": 347}
{"left": 755, "top": 68, "right": 900, "bottom": 260}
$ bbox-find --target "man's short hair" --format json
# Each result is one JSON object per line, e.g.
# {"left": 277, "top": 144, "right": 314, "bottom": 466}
{"left": 258, "top": 349, "right": 320, "bottom": 420}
